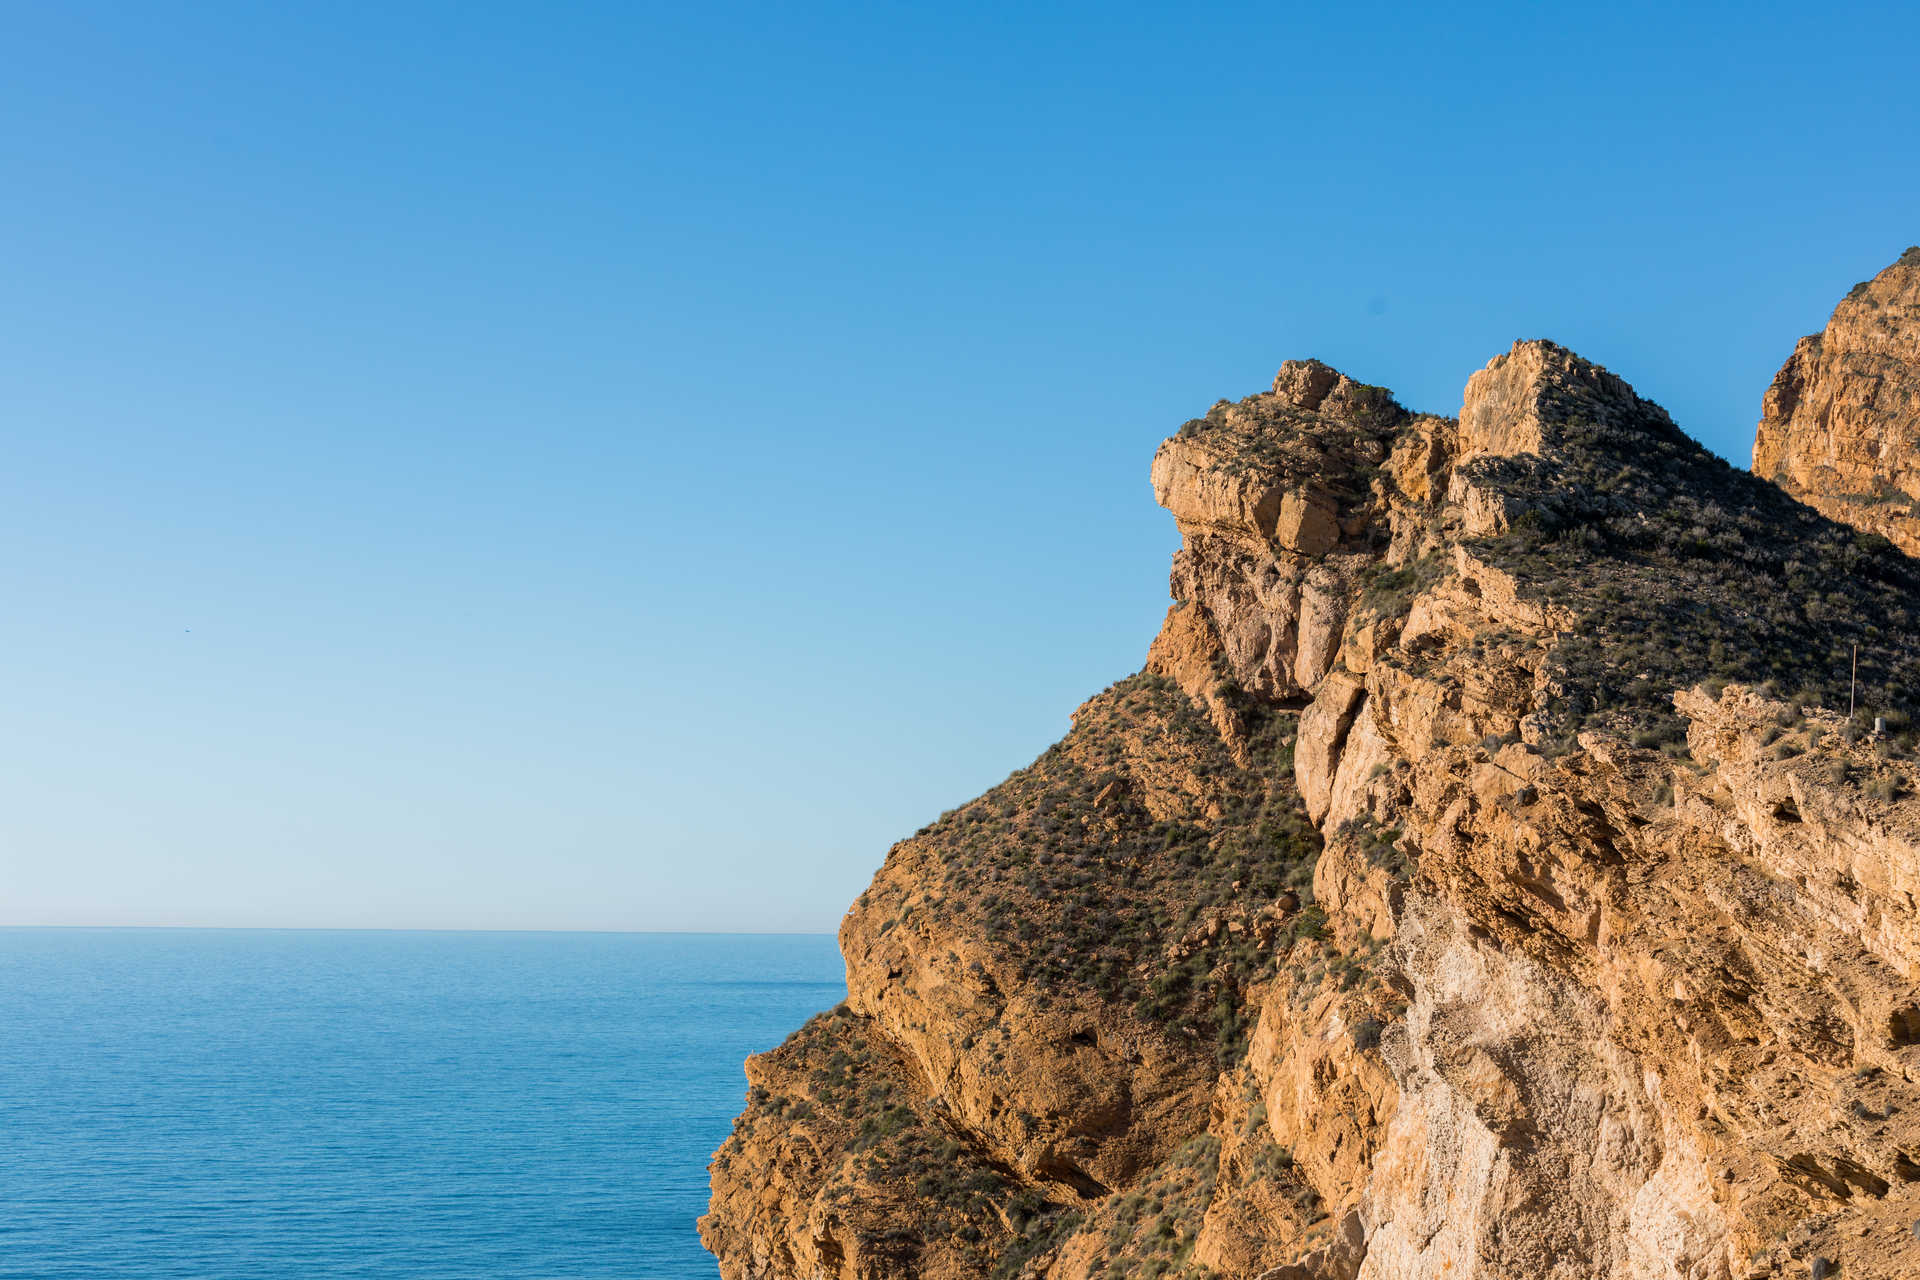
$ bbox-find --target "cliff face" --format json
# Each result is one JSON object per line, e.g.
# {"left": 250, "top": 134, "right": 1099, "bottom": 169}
{"left": 704, "top": 265, "right": 1920, "bottom": 1279}
{"left": 1754, "top": 248, "right": 1920, "bottom": 556}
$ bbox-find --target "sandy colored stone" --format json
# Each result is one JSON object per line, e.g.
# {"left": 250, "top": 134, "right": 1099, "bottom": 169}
{"left": 708, "top": 282, "right": 1920, "bottom": 1280}
{"left": 1754, "top": 248, "right": 1920, "bottom": 556}
{"left": 1458, "top": 339, "right": 1661, "bottom": 461}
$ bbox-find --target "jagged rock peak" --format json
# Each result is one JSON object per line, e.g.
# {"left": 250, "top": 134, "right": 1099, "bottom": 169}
{"left": 1753, "top": 247, "right": 1920, "bottom": 556}
{"left": 1268, "top": 358, "right": 1403, "bottom": 420}
{"left": 1458, "top": 339, "right": 1681, "bottom": 461}
{"left": 1270, "top": 357, "right": 1342, "bottom": 408}
{"left": 1149, "top": 360, "right": 1420, "bottom": 566}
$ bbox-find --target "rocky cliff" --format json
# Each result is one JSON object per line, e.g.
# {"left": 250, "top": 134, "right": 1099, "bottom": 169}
{"left": 1754, "top": 248, "right": 1920, "bottom": 557}
{"left": 703, "top": 255, "right": 1920, "bottom": 1280}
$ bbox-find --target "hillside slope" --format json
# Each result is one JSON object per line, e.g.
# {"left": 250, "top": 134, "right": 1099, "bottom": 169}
{"left": 704, "top": 256, "right": 1920, "bottom": 1280}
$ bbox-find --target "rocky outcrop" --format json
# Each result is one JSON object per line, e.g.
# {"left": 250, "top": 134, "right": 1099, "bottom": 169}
{"left": 1754, "top": 248, "right": 1920, "bottom": 555}
{"left": 706, "top": 263, "right": 1920, "bottom": 1279}
{"left": 1147, "top": 359, "right": 1430, "bottom": 703}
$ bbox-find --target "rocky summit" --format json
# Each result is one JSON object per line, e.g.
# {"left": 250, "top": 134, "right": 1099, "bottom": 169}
{"left": 1755, "top": 248, "right": 1920, "bottom": 558}
{"left": 701, "top": 251, "right": 1920, "bottom": 1280}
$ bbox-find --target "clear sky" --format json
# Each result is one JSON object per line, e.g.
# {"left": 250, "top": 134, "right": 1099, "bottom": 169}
{"left": 1, "top": 1, "right": 1914, "bottom": 933}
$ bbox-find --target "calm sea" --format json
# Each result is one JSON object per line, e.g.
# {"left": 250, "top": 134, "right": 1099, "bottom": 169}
{"left": 0, "top": 928, "right": 843, "bottom": 1279}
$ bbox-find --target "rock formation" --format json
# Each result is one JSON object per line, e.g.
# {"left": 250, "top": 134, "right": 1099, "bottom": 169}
{"left": 704, "top": 257, "right": 1920, "bottom": 1279}
{"left": 1754, "top": 248, "right": 1920, "bottom": 556}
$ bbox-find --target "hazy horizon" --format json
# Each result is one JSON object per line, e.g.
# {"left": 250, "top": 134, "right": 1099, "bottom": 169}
{"left": 3, "top": 1, "right": 1916, "bottom": 932}
{"left": 0, "top": 923, "right": 836, "bottom": 936}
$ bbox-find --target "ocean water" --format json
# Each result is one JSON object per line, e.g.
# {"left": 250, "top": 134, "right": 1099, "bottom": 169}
{"left": 0, "top": 928, "right": 844, "bottom": 1279}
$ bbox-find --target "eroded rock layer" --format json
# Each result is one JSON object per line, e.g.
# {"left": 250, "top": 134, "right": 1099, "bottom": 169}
{"left": 705, "top": 267, "right": 1920, "bottom": 1279}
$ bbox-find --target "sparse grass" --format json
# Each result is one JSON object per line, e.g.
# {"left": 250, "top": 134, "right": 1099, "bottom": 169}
{"left": 1359, "top": 551, "right": 1447, "bottom": 619}
{"left": 1457, "top": 400, "right": 1920, "bottom": 750}
{"left": 1084, "top": 1134, "right": 1225, "bottom": 1279}
{"left": 721, "top": 1004, "right": 1080, "bottom": 1277}
{"left": 1339, "top": 814, "right": 1410, "bottom": 877}
{"left": 897, "top": 670, "right": 1322, "bottom": 1066}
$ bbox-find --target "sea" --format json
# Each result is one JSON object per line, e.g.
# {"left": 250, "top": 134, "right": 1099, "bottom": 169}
{"left": 0, "top": 928, "right": 845, "bottom": 1279}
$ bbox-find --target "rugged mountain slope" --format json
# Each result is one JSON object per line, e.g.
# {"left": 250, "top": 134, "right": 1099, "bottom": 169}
{"left": 705, "top": 265, "right": 1920, "bottom": 1279}
{"left": 1754, "top": 248, "right": 1920, "bottom": 555}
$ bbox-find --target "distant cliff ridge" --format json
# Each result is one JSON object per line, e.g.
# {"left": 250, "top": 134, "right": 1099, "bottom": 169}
{"left": 703, "top": 252, "right": 1920, "bottom": 1280}
{"left": 1755, "top": 248, "right": 1920, "bottom": 557}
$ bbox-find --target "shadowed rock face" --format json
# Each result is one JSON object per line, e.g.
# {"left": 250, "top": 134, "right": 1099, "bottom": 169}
{"left": 1754, "top": 248, "right": 1920, "bottom": 556}
{"left": 704, "top": 265, "right": 1920, "bottom": 1280}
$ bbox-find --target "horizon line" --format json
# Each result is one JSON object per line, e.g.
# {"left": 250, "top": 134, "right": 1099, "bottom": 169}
{"left": 0, "top": 923, "right": 839, "bottom": 938}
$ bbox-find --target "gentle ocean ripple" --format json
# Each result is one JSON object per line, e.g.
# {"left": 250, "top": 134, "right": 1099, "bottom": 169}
{"left": 0, "top": 928, "right": 844, "bottom": 1278}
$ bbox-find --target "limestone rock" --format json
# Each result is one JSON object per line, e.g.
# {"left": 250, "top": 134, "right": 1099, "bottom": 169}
{"left": 706, "top": 257, "right": 1920, "bottom": 1280}
{"left": 1754, "top": 248, "right": 1920, "bottom": 556}
{"left": 1458, "top": 339, "right": 1668, "bottom": 461}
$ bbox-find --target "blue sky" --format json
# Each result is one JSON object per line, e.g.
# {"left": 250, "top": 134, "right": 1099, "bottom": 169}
{"left": 1, "top": 1, "right": 1914, "bottom": 931}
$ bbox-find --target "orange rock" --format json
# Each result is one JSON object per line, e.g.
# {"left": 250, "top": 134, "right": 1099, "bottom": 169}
{"left": 1754, "top": 248, "right": 1920, "bottom": 556}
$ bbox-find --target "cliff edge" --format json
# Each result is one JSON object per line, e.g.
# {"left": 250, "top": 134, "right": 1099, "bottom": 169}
{"left": 704, "top": 257, "right": 1920, "bottom": 1279}
{"left": 1754, "top": 248, "right": 1920, "bottom": 556}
